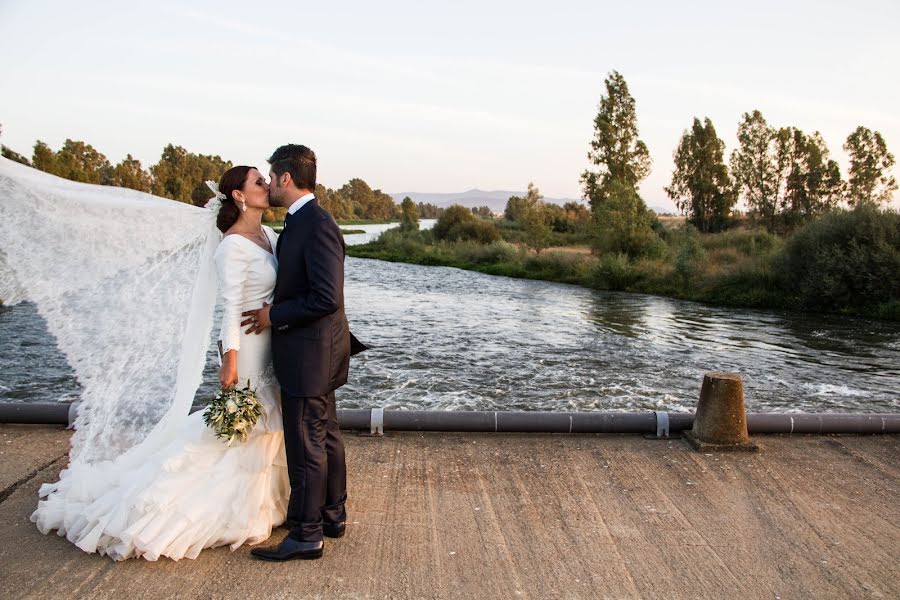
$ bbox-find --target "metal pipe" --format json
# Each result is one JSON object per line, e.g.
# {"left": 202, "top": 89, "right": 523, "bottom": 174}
{"left": 746, "top": 412, "right": 898, "bottom": 434}
{"left": 1, "top": 403, "right": 897, "bottom": 434}
{"left": 0, "top": 402, "right": 70, "bottom": 425}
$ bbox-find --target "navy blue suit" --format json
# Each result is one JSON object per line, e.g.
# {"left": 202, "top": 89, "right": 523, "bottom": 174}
{"left": 270, "top": 197, "right": 350, "bottom": 542}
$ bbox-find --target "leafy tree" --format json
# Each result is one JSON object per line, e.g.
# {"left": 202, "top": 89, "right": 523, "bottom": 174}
{"left": 504, "top": 195, "right": 529, "bottom": 222}
{"left": 108, "top": 154, "right": 152, "bottom": 192}
{"left": 592, "top": 180, "right": 661, "bottom": 257}
{"left": 843, "top": 126, "right": 897, "bottom": 206}
{"left": 340, "top": 178, "right": 375, "bottom": 219}
{"left": 339, "top": 178, "right": 399, "bottom": 220}
{"left": 783, "top": 130, "right": 842, "bottom": 226}
{"left": 504, "top": 183, "right": 542, "bottom": 222}
{"left": 417, "top": 202, "right": 444, "bottom": 219}
{"left": 580, "top": 70, "right": 651, "bottom": 202}
{"left": 316, "top": 183, "right": 355, "bottom": 220}
{"left": 732, "top": 113, "right": 847, "bottom": 231}
{"left": 372, "top": 189, "right": 401, "bottom": 220}
{"left": 433, "top": 205, "right": 500, "bottom": 244}
{"left": 580, "top": 71, "right": 658, "bottom": 256}
{"left": 666, "top": 117, "right": 735, "bottom": 233}
{"left": 730, "top": 111, "right": 781, "bottom": 231}
{"left": 31, "top": 139, "right": 113, "bottom": 184}
{"left": 150, "top": 144, "right": 232, "bottom": 205}
{"left": 522, "top": 205, "right": 551, "bottom": 254}
{"left": 471, "top": 206, "right": 493, "bottom": 219}
{"left": 32, "top": 141, "right": 57, "bottom": 173}
{"left": 400, "top": 196, "right": 420, "bottom": 231}
{"left": 1, "top": 145, "right": 30, "bottom": 166}
{"left": 57, "top": 139, "right": 113, "bottom": 184}
{"left": 542, "top": 204, "right": 567, "bottom": 232}
{"left": 0, "top": 125, "right": 30, "bottom": 166}
{"left": 514, "top": 183, "right": 551, "bottom": 253}
{"left": 551, "top": 201, "right": 591, "bottom": 234}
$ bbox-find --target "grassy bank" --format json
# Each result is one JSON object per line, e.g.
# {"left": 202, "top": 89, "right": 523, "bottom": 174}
{"left": 263, "top": 221, "right": 367, "bottom": 235}
{"left": 337, "top": 219, "right": 396, "bottom": 226}
{"left": 347, "top": 211, "right": 900, "bottom": 321}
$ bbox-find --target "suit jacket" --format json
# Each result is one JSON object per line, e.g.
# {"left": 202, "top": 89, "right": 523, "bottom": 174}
{"left": 270, "top": 198, "right": 353, "bottom": 397}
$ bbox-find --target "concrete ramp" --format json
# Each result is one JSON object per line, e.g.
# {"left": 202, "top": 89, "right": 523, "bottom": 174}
{"left": 0, "top": 425, "right": 898, "bottom": 599}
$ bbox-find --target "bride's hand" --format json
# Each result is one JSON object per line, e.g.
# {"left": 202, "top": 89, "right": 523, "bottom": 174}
{"left": 219, "top": 350, "right": 239, "bottom": 389}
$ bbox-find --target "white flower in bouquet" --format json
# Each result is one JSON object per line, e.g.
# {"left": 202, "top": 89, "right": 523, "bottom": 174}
{"left": 202, "top": 380, "right": 262, "bottom": 446}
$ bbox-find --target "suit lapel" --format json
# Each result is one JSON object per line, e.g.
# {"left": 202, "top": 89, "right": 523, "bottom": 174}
{"left": 277, "top": 197, "right": 317, "bottom": 258}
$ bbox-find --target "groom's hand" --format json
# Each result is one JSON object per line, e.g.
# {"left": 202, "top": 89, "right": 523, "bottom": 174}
{"left": 242, "top": 303, "right": 272, "bottom": 334}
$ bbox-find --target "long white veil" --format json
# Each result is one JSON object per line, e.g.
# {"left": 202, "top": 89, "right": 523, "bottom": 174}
{"left": 0, "top": 156, "right": 220, "bottom": 465}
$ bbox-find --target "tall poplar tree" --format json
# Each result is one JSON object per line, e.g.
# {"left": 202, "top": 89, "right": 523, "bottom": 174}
{"left": 844, "top": 126, "right": 897, "bottom": 206}
{"left": 783, "top": 130, "right": 842, "bottom": 225}
{"left": 581, "top": 70, "right": 657, "bottom": 256}
{"left": 730, "top": 111, "right": 781, "bottom": 231}
{"left": 666, "top": 117, "right": 735, "bottom": 233}
{"left": 580, "top": 70, "right": 651, "bottom": 203}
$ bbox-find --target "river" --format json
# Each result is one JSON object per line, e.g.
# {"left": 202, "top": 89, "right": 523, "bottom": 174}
{"left": 1, "top": 221, "right": 898, "bottom": 413}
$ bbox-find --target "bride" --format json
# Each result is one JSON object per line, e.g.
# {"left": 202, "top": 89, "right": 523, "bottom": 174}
{"left": 20, "top": 163, "right": 291, "bottom": 560}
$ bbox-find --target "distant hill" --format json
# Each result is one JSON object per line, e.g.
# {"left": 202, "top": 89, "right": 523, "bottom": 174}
{"left": 389, "top": 189, "right": 582, "bottom": 213}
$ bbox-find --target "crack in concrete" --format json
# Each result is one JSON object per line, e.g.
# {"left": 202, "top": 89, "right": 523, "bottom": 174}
{"left": 0, "top": 453, "right": 67, "bottom": 505}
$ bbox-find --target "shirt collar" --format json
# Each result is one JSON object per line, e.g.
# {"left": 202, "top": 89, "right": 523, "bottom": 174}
{"left": 287, "top": 192, "right": 315, "bottom": 215}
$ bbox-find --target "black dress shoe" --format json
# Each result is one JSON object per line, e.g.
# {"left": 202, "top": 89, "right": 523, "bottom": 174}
{"left": 323, "top": 521, "right": 346, "bottom": 538}
{"left": 250, "top": 537, "right": 324, "bottom": 561}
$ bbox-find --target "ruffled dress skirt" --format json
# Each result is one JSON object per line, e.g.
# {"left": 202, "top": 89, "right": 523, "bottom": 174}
{"left": 30, "top": 382, "right": 288, "bottom": 561}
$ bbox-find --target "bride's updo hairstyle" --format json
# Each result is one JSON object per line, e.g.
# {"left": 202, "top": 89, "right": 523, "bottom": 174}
{"left": 216, "top": 166, "right": 254, "bottom": 233}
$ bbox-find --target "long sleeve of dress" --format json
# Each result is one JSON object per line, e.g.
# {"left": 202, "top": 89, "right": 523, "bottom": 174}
{"left": 214, "top": 238, "right": 250, "bottom": 354}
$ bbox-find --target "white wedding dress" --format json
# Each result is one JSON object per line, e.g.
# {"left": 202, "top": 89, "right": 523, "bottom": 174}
{"left": 29, "top": 227, "right": 290, "bottom": 561}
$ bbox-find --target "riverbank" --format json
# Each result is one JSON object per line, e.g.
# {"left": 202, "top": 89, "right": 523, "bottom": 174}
{"left": 347, "top": 221, "right": 900, "bottom": 321}
{"left": 338, "top": 219, "right": 396, "bottom": 226}
{"left": 1, "top": 424, "right": 897, "bottom": 599}
{"left": 263, "top": 221, "right": 394, "bottom": 235}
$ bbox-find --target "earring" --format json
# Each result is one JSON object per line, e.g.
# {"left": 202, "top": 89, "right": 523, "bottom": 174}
{"left": 241, "top": 200, "right": 247, "bottom": 212}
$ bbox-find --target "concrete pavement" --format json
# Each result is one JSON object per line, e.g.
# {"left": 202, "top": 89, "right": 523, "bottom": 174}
{"left": 0, "top": 424, "right": 898, "bottom": 599}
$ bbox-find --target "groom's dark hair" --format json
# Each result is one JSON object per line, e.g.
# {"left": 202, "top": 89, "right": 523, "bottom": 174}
{"left": 268, "top": 144, "right": 317, "bottom": 190}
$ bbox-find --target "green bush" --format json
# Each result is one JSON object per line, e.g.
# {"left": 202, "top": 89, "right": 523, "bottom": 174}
{"left": 777, "top": 206, "right": 900, "bottom": 311}
{"left": 523, "top": 251, "right": 594, "bottom": 283}
{"left": 591, "top": 181, "right": 665, "bottom": 259}
{"left": 701, "top": 228, "right": 779, "bottom": 256}
{"left": 455, "top": 241, "right": 520, "bottom": 265}
{"left": 704, "top": 258, "right": 783, "bottom": 308}
{"left": 590, "top": 253, "right": 641, "bottom": 290}
{"left": 671, "top": 226, "right": 707, "bottom": 285}
{"left": 433, "top": 205, "right": 501, "bottom": 244}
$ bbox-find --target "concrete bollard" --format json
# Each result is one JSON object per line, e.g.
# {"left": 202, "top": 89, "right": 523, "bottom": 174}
{"left": 683, "top": 372, "right": 759, "bottom": 452}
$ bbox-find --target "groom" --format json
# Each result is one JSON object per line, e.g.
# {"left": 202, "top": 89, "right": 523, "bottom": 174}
{"left": 242, "top": 144, "right": 354, "bottom": 561}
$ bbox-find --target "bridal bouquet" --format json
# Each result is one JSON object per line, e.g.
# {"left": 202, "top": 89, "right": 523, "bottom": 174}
{"left": 202, "top": 381, "right": 263, "bottom": 446}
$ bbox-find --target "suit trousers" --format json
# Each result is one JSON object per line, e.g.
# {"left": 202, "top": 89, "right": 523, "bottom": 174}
{"left": 281, "top": 389, "right": 348, "bottom": 542}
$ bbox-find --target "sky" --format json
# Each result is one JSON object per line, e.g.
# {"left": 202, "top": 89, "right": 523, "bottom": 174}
{"left": 1, "top": 0, "right": 898, "bottom": 211}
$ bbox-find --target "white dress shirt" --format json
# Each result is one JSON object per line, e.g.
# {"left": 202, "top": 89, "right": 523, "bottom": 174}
{"left": 286, "top": 192, "right": 315, "bottom": 216}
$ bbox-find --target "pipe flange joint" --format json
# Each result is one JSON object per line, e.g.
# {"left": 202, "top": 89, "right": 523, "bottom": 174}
{"left": 370, "top": 407, "right": 384, "bottom": 436}
{"left": 654, "top": 410, "right": 669, "bottom": 438}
